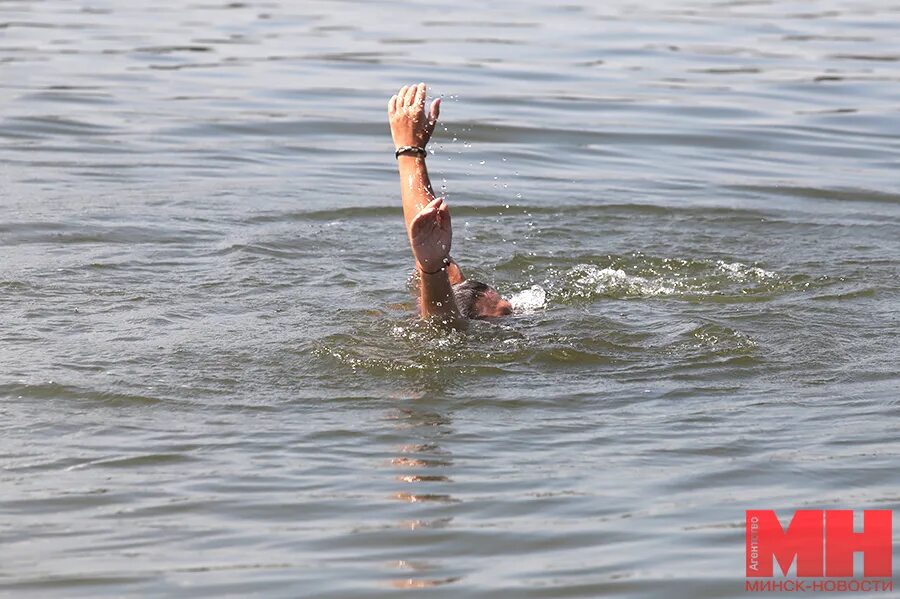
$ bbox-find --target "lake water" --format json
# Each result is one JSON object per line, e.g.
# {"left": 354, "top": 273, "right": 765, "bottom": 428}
{"left": 1, "top": 0, "right": 899, "bottom": 597}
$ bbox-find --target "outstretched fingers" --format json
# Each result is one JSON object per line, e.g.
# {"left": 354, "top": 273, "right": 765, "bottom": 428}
{"left": 412, "top": 197, "right": 443, "bottom": 227}
{"left": 429, "top": 97, "right": 441, "bottom": 122}
{"left": 426, "top": 97, "right": 441, "bottom": 135}
{"left": 413, "top": 82, "right": 426, "bottom": 108}
{"left": 388, "top": 94, "right": 397, "bottom": 113}
{"left": 404, "top": 84, "right": 418, "bottom": 107}
{"left": 419, "top": 198, "right": 450, "bottom": 229}
{"left": 392, "top": 82, "right": 433, "bottom": 112}
{"left": 436, "top": 198, "right": 450, "bottom": 228}
{"left": 427, "top": 196, "right": 446, "bottom": 216}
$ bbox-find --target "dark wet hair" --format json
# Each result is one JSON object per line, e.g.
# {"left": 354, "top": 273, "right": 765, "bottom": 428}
{"left": 452, "top": 280, "right": 491, "bottom": 319}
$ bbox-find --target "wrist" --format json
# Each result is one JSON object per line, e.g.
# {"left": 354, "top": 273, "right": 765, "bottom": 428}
{"left": 397, "top": 154, "right": 426, "bottom": 166}
{"left": 395, "top": 145, "right": 428, "bottom": 159}
{"left": 417, "top": 257, "right": 450, "bottom": 275}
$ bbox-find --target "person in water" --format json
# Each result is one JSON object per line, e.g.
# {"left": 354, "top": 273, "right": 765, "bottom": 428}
{"left": 388, "top": 82, "right": 513, "bottom": 321}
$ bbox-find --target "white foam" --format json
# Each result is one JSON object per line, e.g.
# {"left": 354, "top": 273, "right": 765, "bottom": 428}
{"left": 509, "top": 284, "right": 547, "bottom": 313}
{"left": 716, "top": 261, "right": 776, "bottom": 280}
{"left": 571, "top": 265, "right": 677, "bottom": 297}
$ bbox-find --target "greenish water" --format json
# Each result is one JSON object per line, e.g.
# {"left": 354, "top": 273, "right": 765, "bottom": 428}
{"left": 1, "top": 1, "right": 898, "bottom": 597}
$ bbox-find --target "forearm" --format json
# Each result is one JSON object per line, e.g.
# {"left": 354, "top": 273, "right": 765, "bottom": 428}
{"left": 418, "top": 268, "right": 461, "bottom": 320}
{"left": 388, "top": 83, "right": 460, "bottom": 321}
{"left": 397, "top": 155, "right": 436, "bottom": 235}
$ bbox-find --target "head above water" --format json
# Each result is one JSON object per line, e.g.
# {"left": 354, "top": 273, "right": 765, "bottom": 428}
{"left": 452, "top": 280, "right": 514, "bottom": 319}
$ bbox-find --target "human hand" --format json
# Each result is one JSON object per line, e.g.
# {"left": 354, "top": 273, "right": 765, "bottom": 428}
{"left": 409, "top": 197, "right": 451, "bottom": 273}
{"left": 388, "top": 82, "right": 441, "bottom": 149}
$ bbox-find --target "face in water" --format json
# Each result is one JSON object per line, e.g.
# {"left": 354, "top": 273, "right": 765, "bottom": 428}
{"left": 451, "top": 280, "right": 513, "bottom": 319}
{"left": 474, "top": 287, "right": 514, "bottom": 318}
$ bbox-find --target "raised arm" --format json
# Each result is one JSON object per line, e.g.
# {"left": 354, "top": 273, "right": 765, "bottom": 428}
{"left": 408, "top": 197, "right": 459, "bottom": 320}
{"left": 389, "top": 83, "right": 441, "bottom": 235}
{"left": 388, "top": 83, "right": 461, "bottom": 321}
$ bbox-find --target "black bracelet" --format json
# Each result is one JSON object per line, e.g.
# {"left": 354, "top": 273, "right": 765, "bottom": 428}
{"left": 418, "top": 257, "right": 450, "bottom": 275}
{"left": 395, "top": 145, "right": 427, "bottom": 159}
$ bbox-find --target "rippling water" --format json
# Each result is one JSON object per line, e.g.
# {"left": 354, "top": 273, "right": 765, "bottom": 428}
{"left": 2, "top": 0, "right": 899, "bottom": 596}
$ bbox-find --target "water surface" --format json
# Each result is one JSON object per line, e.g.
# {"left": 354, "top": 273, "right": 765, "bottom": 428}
{"left": 1, "top": 0, "right": 899, "bottom": 597}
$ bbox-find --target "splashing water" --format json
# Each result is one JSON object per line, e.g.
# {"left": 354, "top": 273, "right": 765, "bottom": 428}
{"left": 569, "top": 265, "right": 678, "bottom": 298}
{"left": 509, "top": 285, "right": 547, "bottom": 313}
{"left": 496, "top": 255, "right": 815, "bottom": 310}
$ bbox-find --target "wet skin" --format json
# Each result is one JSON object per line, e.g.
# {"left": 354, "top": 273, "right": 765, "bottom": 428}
{"left": 388, "top": 82, "right": 513, "bottom": 321}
